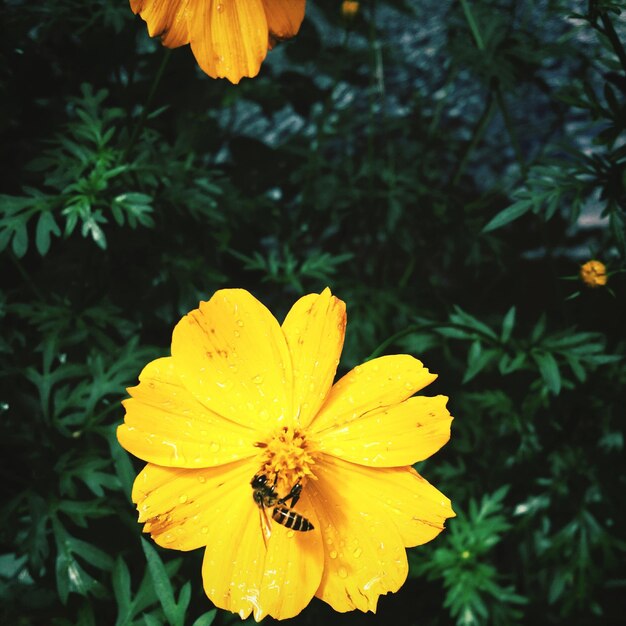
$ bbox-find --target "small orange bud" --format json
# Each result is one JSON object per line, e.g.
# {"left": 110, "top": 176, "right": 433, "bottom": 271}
{"left": 342, "top": 1, "right": 360, "bottom": 18}
{"left": 580, "top": 260, "right": 608, "bottom": 288}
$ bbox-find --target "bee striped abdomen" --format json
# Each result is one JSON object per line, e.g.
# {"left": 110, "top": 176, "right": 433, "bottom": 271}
{"left": 272, "top": 505, "right": 314, "bottom": 531}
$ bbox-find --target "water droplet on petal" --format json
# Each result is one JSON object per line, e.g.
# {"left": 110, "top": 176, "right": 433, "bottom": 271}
{"left": 210, "top": 442, "right": 220, "bottom": 452}
{"left": 179, "top": 494, "right": 188, "bottom": 504}
{"left": 353, "top": 547, "right": 362, "bottom": 558}
{"left": 253, "top": 374, "right": 263, "bottom": 384}
{"left": 236, "top": 319, "right": 244, "bottom": 327}
{"left": 286, "top": 530, "right": 295, "bottom": 538}
{"left": 337, "top": 566, "right": 348, "bottom": 578}
{"left": 201, "top": 526, "right": 209, "bottom": 534}
{"left": 163, "top": 533, "right": 176, "bottom": 544}
{"left": 329, "top": 550, "right": 338, "bottom": 559}
{"left": 198, "top": 475, "right": 206, "bottom": 483}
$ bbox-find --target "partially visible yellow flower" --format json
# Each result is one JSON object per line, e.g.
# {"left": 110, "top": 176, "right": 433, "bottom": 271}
{"left": 118, "top": 288, "right": 454, "bottom": 620}
{"left": 130, "top": 0, "right": 306, "bottom": 84}
{"left": 341, "top": 1, "right": 360, "bottom": 18}
{"left": 580, "top": 259, "right": 607, "bottom": 288}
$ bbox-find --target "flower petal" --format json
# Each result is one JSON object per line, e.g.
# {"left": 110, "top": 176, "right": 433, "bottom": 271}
{"left": 133, "top": 459, "right": 324, "bottom": 620}
{"left": 309, "top": 456, "right": 454, "bottom": 612}
{"left": 190, "top": 0, "right": 269, "bottom": 83}
{"left": 201, "top": 486, "right": 323, "bottom": 620}
{"left": 131, "top": 459, "right": 255, "bottom": 550}
{"left": 171, "top": 289, "right": 294, "bottom": 431}
{"left": 315, "top": 395, "right": 453, "bottom": 467}
{"left": 308, "top": 456, "right": 410, "bottom": 612}
{"left": 282, "top": 288, "right": 346, "bottom": 429}
{"left": 317, "top": 458, "right": 454, "bottom": 547}
{"left": 309, "top": 355, "right": 437, "bottom": 434}
{"left": 117, "top": 357, "right": 258, "bottom": 468}
{"left": 261, "top": 0, "right": 306, "bottom": 39}
{"left": 131, "top": 0, "right": 192, "bottom": 47}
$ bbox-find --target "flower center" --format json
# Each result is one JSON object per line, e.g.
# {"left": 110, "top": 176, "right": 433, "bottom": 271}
{"left": 254, "top": 425, "right": 316, "bottom": 495}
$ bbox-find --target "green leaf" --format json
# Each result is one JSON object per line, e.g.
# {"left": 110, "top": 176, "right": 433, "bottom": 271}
{"left": 141, "top": 538, "right": 179, "bottom": 626}
{"left": 191, "top": 610, "right": 217, "bottom": 626}
{"left": 35, "top": 211, "right": 61, "bottom": 255}
{"left": 12, "top": 221, "right": 28, "bottom": 257}
{"left": 532, "top": 351, "right": 561, "bottom": 395}
{"left": 500, "top": 306, "right": 516, "bottom": 343}
{"left": 482, "top": 199, "right": 531, "bottom": 232}
{"left": 112, "top": 557, "right": 132, "bottom": 624}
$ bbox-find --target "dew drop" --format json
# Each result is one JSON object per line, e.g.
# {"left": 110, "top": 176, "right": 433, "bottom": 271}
{"left": 201, "top": 526, "right": 209, "bottom": 534}
{"left": 253, "top": 374, "right": 264, "bottom": 384}
{"left": 179, "top": 494, "right": 188, "bottom": 504}
{"left": 337, "top": 566, "right": 348, "bottom": 578}
{"left": 163, "top": 533, "right": 176, "bottom": 544}
{"left": 198, "top": 475, "right": 206, "bottom": 483}
{"left": 286, "top": 530, "right": 295, "bottom": 538}
{"left": 236, "top": 319, "right": 244, "bottom": 327}
{"left": 329, "top": 550, "right": 338, "bottom": 559}
{"left": 210, "top": 442, "right": 220, "bottom": 452}
{"left": 234, "top": 330, "right": 240, "bottom": 338}
{"left": 353, "top": 547, "right": 362, "bottom": 558}
{"left": 216, "top": 3, "right": 224, "bottom": 13}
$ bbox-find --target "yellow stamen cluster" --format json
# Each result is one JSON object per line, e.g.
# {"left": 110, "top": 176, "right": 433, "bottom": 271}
{"left": 256, "top": 425, "right": 317, "bottom": 494}
{"left": 580, "top": 259, "right": 608, "bottom": 288}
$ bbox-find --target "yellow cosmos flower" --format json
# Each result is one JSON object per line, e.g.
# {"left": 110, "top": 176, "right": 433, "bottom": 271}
{"left": 130, "top": 0, "right": 306, "bottom": 83}
{"left": 117, "top": 288, "right": 455, "bottom": 620}
{"left": 580, "top": 259, "right": 608, "bottom": 288}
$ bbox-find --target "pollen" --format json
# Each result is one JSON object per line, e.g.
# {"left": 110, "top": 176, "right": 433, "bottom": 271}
{"left": 256, "top": 426, "right": 317, "bottom": 493}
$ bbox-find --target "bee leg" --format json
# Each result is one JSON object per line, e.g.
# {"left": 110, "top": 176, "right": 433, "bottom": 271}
{"left": 280, "top": 481, "right": 302, "bottom": 507}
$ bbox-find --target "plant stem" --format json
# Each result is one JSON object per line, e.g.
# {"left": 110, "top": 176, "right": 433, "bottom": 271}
{"left": 451, "top": 93, "right": 496, "bottom": 186}
{"left": 495, "top": 87, "right": 527, "bottom": 177}
{"left": 123, "top": 48, "right": 171, "bottom": 161}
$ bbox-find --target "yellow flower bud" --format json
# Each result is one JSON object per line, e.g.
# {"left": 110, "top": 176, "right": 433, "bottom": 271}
{"left": 342, "top": 1, "right": 360, "bottom": 18}
{"left": 580, "top": 260, "right": 608, "bottom": 288}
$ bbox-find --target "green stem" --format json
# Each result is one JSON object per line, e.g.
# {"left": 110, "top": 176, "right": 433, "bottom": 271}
{"left": 123, "top": 49, "right": 171, "bottom": 161}
{"left": 367, "top": 321, "right": 504, "bottom": 360}
{"left": 451, "top": 93, "right": 496, "bottom": 186}
{"left": 495, "top": 87, "right": 527, "bottom": 177}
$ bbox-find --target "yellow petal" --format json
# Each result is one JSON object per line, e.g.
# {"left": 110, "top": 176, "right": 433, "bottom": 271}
{"left": 261, "top": 0, "right": 306, "bottom": 39}
{"left": 117, "top": 357, "right": 258, "bottom": 467}
{"left": 318, "top": 458, "right": 454, "bottom": 547}
{"left": 309, "top": 456, "right": 454, "bottom": 612}
{"left": 309, "top": 355, "right": 437, "bottom": 434}
{"left": 131, "top": 458, "right": 255, "bottom": 550}
{"left": 171, "top": 289, "right": 294, "bottom": 431}
{"left": 133, "top": 459, "right": 324, "bottom": 620}
{"left": 308, "top": 456, "right": 409, "bottom": 612}
{"left": 201, "top": 486, "right": 323, "bottom": 620}
{"left": 190, "top": 0, "right": 269, "bottom": 83}
{"left": 282, "top": 288, "right": 346, "bottom": 428}
{"left": 131, "top": 0, "right": 192, "bottom": 48}
{"left": 315, "top": 395, "right": 453, "bottom": 467}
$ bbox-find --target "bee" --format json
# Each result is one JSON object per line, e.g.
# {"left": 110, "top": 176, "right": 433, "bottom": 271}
{"left": 251, "top": 473, "right": 314, "bottom": 546}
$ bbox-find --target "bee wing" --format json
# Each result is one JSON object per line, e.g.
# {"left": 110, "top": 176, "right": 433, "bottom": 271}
{"left": 258, "top": 504, "right": 272, "bottom": 549}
